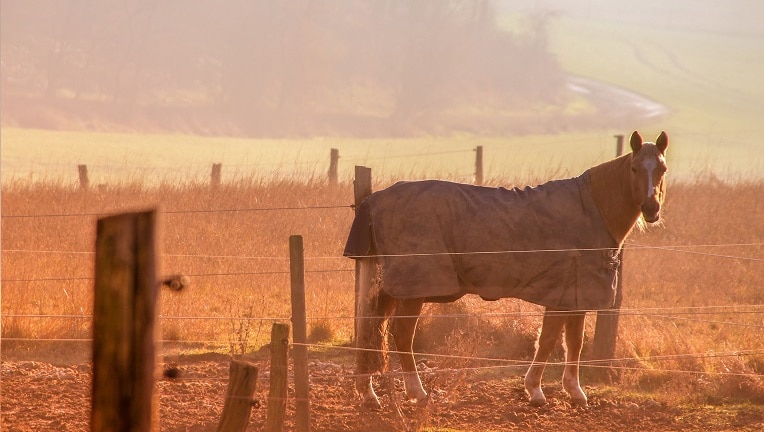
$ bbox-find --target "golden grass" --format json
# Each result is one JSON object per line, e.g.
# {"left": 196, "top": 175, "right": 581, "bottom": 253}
{"left": 2, "top": 174, "right": 762, "bottom": 403}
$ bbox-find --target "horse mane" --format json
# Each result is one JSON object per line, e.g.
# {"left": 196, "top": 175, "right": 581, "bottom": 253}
{"left": 587, "top": 153, "right": 643, "bottom": 246}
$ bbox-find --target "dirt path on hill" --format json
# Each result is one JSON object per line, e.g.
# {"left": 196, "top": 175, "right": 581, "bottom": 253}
{"left": 567, "top": 76, "right": 669, "bottom": 123}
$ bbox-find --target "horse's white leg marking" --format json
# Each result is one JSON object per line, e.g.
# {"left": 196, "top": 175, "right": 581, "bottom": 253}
{"left": 525, "top": 311, "right": 566, "bottom": 406}
{"left": 562, "top": 313, "right": 588, "bottom": 407}
{"left": 356, "top": 258, "right": 381, "bottom": 408}
{"left": 402, "top": 371, "right": 427, "bottom": 403}
{"left": 392, "top": 300, "right": 428, "bottom": 404}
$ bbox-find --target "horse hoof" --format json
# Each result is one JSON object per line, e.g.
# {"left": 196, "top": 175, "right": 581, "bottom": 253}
{"left": 563, "top": 383, "right": 588, "bottom": 407}
{"left": 528, "top": 391, "right": 547, "bottom": 407}
{"left": 526, "top": 386, "right": 546, "bottom": 407}
{"left": 405, "top": 389, "right": 429, "bottom": 406}
{"left": 413, "top": 394, "right": 429, "bottom": 407}
{"left": 529, "top": 396, "right": 547, "bottom": 407}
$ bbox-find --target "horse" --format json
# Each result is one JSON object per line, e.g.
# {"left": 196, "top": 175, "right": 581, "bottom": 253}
{"left": 343, "top": 131, "right": 669, "bottom": 409}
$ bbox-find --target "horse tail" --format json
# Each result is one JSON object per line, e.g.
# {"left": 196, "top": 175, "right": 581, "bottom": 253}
{"left": 356, "top": 257, "right": 388, "bottom": 376}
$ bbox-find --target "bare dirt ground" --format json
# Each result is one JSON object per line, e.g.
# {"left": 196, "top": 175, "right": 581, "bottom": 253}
{"left": 2, "top": 344, "right": 762, "bottom": 431}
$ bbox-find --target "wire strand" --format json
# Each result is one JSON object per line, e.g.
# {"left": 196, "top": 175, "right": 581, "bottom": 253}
{"left": 1, "top": 204, "right": 352, "bottom": 219}
{"left": 5, "top": 241, "right": 763, "bottom": 261}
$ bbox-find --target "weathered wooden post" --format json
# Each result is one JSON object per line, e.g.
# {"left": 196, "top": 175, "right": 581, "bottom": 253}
{"left": 289, "top": 235, "right": 311, "bottom": 432}
{"left": 591, "top": 135, "right": 627, "bottom": 380}
{"left": 614, "top": 134, "right": 625, "bottom": 158}
{"left": 211, "top": 163, "right": 222, "bottom": 189}
{"left": 78, "top": 165, "right": 90, "bottom": 190}
{"left": 91, "top": 210, "right": 157, "bottom": 432}
{"left": 266, "top": 323, "right": 290, "bottom": 432}
{"left": 352, "top": 166, "right": 372, "bottom": 342}
{"left": 328, "top": 148, "right": 339, "bottom": 186}
{"left": 216, "top": 360, "right": 259, "bottom": 432}
{"left": 475, "top": 146, "right": 484, "bottom": 185}
{"left": 591, "top": 260, "right": 623, "bottom": 380}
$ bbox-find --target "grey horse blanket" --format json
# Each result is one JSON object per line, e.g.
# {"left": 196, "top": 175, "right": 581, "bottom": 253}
{"left": 344, "top": 171, "right": 621, "bottom": 310}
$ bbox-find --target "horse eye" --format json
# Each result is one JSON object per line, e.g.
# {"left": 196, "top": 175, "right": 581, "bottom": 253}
{"left": 630, "top": 167, "right": 637, "bottom": 173}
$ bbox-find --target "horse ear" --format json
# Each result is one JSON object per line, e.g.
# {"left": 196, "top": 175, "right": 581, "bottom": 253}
{"left": 630, "top": 131, "right": 643, "bottom": 152}
{"left": 656, "top": 131, "right": 668, "bottom": 154}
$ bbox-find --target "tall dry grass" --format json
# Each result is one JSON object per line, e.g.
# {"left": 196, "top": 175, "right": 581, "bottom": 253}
{"left": 2, "top": 174, "right": 762, "bottom": 403}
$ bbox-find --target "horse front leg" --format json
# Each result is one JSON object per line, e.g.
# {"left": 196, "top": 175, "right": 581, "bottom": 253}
{"left": 391, "top": 299, "right": 427, "bottom": 404}
{"left": 562, "top": 312, "right": 588, "bottom": 407}
{"left": 524, "top": 309, "right": 566, "bottom": 406}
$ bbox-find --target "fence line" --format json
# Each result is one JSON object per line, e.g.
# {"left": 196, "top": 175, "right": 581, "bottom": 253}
{"left": 627, "top": 243, "right": 764, "bottom": 262}
{"left": 5, "top": 305, "right": 763, "bottom": 327}
{"left": 4, "top": 241, "right": 764, "bottom": 261}
{"left": 5, "top": 303, "right": 764, "bottom": 319}
{"left": 649, "top": 313, "right": 764, "bottom": 328}
{"left": 1, "top": 268, "right": 354, "bottom": 283}
{"left": 163, "top": 359, "right": 764, "bottom": 385}
{"left": 342, "top": 149, "right": 474, "bottom": 162}
{"left": 5, "top": 335, "right": 762, "bottom": 377}
{"left": 1, "top": 204, "right": 353, "bottom": 219}
{"left": 10, "top": 149, "right": 477, "bottom": 173}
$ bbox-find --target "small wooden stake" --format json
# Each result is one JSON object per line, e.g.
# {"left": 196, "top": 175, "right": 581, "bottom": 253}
{"left": 217, "top": 360, "right": 259, "bottom": 432}
{"left": 614, "top": 134, "right": 625, "bottom": 157}
{"left": 211, "top": 163, "right": 222, "bottom": 188}
{"left": 78, "top": 165, "right": 90, "bottom": 190}
{"left": 266, "top": 323, "right": 290, "bottom": 432}
{"left": 328, "top": 148, "right": 339, "bottom": 186}
{"left": 475, "top": 146, "right": 484, "bottom": 185}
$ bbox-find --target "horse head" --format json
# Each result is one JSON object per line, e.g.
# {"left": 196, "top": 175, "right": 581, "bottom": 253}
{"left": 629, "top": 131, "right": 669, "bottom": 223}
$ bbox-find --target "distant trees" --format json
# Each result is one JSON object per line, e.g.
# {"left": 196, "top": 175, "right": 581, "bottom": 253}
{"left": 1, "top": 0, "right": 565, "bottom": 135}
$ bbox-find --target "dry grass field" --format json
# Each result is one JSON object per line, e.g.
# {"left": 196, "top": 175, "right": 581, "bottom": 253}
{"left": 3, "top": 173, "right": 763, "bottom": 412}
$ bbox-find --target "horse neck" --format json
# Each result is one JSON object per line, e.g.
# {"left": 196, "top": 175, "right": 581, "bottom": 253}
{"left": 587, "top": 154, "right": 642, "bottom": 246}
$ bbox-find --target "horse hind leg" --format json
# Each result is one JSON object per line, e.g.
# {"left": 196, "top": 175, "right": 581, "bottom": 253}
{"left": 524, "top": 309, "right": 566, "bottom": 406}
{"left": 391, "top": 298, "right": 428, "bottom": 404}
{"left": 355, "top": 258, "right": 392, "bottom": 408}
{"left": 562, "top": 312, "right": 588, "bottom": 407}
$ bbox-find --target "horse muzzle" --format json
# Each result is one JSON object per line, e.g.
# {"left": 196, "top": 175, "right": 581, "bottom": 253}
{"left": 640, "top": 202, "right": 661, "bottom": 223}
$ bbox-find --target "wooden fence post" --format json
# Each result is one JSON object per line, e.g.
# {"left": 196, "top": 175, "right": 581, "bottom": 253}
{"left": 352, "top": 166, "right": 372, "bottom": 343}
{"left": 289, "top": 235, "right": 311, "bottom": 432}
{"left": 211, "top": 163, "right": 222, "bottom": 188}
{"left": 591, "top": 134, "right": 627, "bottom": 381}
{"left": 614, "top": 134, "right": 625, "bottom": 158}
{"left": 266, "top": 323, "right": 290, "bottom": 432}
{"left": 591, "top": 254, "right": 624, "bottom": 380}
{"left": 328, "top": 149, "right": 339, "bottom": 186}
{"left": 475, "top": 146, "right": 484, "bottom": 185}
{"left": 78, "top": 165, "right": 89, "bottom": 190}
{"left": 91, "top": 210, "right": 157, "bottom": 432}
{"left": 217, "top": 360, "right": 259, "bottom": 432}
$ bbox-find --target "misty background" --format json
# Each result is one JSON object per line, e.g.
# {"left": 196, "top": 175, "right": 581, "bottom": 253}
{"left": 3, "top": 0, "right": 762, "bottom": 139}
{"left": 2, "top": 0, "right": 571, "bottom": 137}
